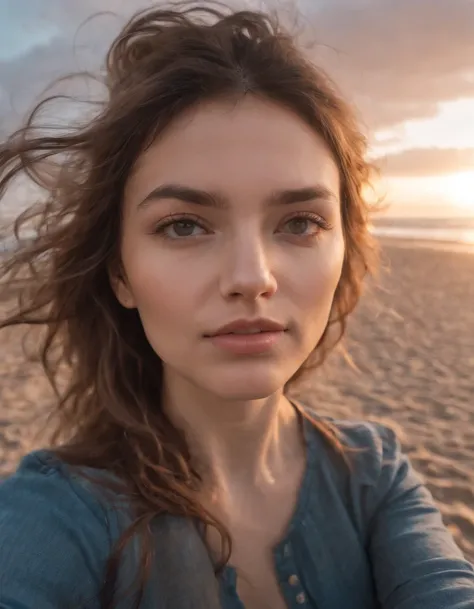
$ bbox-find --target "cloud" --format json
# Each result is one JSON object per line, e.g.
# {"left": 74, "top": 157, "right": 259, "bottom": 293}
{"left": 0, "top": 0, "right": 155, "bottom": 133}
{"left": 306, "top": 0, "right": 474, "bottom": 130}
{"left": 0, "top": 0, "right": 473, "bottom": 136}
{"left": 374, "top": 147, "right": 474, "bottom": 177}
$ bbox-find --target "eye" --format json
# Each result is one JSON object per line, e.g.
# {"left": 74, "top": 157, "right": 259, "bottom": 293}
{"left": 167, "top": 220, "right": 204, "bottom": 238}
{"left": 284, "top": 217, "right": 314, "bottom": 235}
{"left": 153, "top": 216, "right": 208, "bottom": 239}
{"left": 280, "top": 213, "right": 327, "bottom": 236}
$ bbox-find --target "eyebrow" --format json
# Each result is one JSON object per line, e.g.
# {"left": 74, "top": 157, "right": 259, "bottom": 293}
{"left": 137, "top": 183, "right": 338, "bottom": 210}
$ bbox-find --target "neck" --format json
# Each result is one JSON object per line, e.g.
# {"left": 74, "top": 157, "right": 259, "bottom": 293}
{"left": 162, "top": 373, "right": 304, "bottom": 493}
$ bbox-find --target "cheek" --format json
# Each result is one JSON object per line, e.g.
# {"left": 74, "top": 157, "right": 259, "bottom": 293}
{"left": 122, "top": 247, "right": 199, "bottom": 329}
{"left": 287, "top": 237, "right": 345, "bottom": 312}
{"left": 292, "top": 247, "right": 344, "bottom": 354}
{"left": 124, "top": 256, "right": 201, "bottom": 363}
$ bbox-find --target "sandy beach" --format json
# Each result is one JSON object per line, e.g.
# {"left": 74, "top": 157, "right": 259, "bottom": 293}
{"left": 1, "top": 242, "right": 474, "bottom": 561}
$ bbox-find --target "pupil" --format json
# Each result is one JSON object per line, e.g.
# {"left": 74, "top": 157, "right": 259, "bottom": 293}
{"left": 174, "top": 221, "right": 195, "bottom": 236}
{"left": 288, "top": 218, "right": 308, "bottom": 234}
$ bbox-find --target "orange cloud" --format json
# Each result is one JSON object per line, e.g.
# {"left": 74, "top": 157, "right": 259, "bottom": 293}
{"left": 307, "top": 0, "right": 474, "bottom": 129}
{"left": 374, "top": 147, "right": 474, "bottom": 177}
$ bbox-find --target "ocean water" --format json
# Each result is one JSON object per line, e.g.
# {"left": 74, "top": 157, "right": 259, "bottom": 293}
{"left": 371, "top": 217, "right": 474, "bottom": 249}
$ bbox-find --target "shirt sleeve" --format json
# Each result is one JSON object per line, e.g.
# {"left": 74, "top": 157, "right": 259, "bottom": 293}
{"left": 366, "top": 424, "right": 474, "bottom": 609}
{"left": 0, "top": 452, "right": 111, "bottom": 609}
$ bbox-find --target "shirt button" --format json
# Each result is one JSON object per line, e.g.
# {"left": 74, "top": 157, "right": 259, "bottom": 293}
{"left": 288, "top": 574, "right": 299, "bottom": 586}
{"left": 296, "top": 592, "right": 306, "bottom": 604}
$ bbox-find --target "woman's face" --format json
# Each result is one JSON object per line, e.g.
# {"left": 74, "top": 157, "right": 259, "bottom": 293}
{"left": 116, "top": 96, "right": 345, "bottom": 400}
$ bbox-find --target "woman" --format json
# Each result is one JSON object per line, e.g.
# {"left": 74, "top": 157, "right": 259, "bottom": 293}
{"left": 0, "top": 3, "right": 473, "bottom": 609}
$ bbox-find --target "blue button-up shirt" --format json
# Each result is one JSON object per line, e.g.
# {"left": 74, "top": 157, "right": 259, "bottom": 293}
{"left": 1, "top": 412, "right": 474, "bottom": 608}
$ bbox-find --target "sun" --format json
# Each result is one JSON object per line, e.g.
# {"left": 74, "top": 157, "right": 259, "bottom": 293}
{"left": 437, "top": 170, "right": 474, "bottom": 212}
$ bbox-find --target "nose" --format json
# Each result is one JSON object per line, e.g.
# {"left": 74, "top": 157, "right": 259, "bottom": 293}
{"left": 219, "top": 235, "right": 277, "bottom": 301}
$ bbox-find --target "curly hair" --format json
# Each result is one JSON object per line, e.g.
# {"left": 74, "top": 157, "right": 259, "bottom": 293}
{"left": 0, "top": 2, "right": 378, "bottom": 607}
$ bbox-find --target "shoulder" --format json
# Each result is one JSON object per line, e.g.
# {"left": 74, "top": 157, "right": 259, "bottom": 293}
{"left": 301, "top": 405, "right": 431, "bottom": 521}
{"left": 300, "top": 406, "right": 424, "bottom": 512}
{"left": 1, "top": 448, "right": 111, "bottom": 515}
{"left": 301, "top": 406, "right": 406, "bottom": 481}
{"left": 0, "top": 449, "right": 121, "bottom": 608}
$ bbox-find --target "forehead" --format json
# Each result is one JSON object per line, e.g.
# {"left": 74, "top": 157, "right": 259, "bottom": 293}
{"left": 125, "top": 96, "right": 340, "bottom": 205}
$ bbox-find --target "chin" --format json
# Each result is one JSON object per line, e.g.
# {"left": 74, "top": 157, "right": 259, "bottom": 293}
{"left": 213, "top": 385, "right": 279, "bottom": 401}
{"left": 203, "top": 364, "right": 292, "bottom": 401}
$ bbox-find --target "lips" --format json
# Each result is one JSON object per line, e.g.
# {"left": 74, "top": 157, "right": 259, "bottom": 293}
{"left": 205, "top": 319, "right": 287, "bottom": 355}
{"left": 207, "top": 318, "right": 286, "bottom": 337}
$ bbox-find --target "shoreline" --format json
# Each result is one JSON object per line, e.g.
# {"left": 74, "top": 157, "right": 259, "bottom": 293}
{"left": 377, "top": 236, "right": 474, "bottom": 255}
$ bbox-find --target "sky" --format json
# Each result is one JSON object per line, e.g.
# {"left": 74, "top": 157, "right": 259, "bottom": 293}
{"left": 0, "top": 0, "right": 473, "bottom": 218}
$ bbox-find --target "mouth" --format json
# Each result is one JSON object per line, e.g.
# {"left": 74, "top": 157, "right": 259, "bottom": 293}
{"left": 204, "top": 319, "right": 287, "bottom": 355}
{"left": 206, "top": 318, "right": 287, "bottom": 337}
{"left": 206, "top": 331, "right": 286, "bottom": 355}
{"left": 217, "top": 328, "right": 284, "bottom": 336}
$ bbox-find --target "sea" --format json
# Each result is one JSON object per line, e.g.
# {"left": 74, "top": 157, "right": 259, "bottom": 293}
{"left": 371, "top": 216, "right": 474, "bottom": 252}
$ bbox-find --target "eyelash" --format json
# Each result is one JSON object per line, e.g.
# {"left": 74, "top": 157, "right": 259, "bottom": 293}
{"left": 152, "top": 213, "right": 209, "bottom": 239}
{"left": 152, "top": 212, "right": 332, "bottom": 239}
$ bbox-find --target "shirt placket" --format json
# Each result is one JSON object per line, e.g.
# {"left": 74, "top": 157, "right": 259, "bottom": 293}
{"left": 274, "top": 541, "right": 310, "bottom": 608}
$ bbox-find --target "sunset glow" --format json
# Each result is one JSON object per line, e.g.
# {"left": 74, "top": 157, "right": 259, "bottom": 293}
{"left": 437, "top": 171, "right": 474, "bottom": 212}
{"left": 371, "top": 96, "right": 474, "bottom": 217}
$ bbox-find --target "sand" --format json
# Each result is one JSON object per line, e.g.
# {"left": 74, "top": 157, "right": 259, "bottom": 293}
{"left": 1, "top": 242, "right": 474, "bottom": 561}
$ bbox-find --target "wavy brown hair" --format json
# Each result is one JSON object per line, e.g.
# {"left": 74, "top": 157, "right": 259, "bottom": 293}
{"left": 0, "top": 2, "right": 378, "bottom": 607}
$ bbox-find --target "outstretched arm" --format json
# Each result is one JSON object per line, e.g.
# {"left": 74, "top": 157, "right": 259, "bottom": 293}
{"left": 367, "top": 426, "right": 474, "bottom": 609}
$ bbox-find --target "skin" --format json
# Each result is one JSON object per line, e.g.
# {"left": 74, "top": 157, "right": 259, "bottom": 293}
{"left": 113, "top": 95, "right": 345, "bottom": 608}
